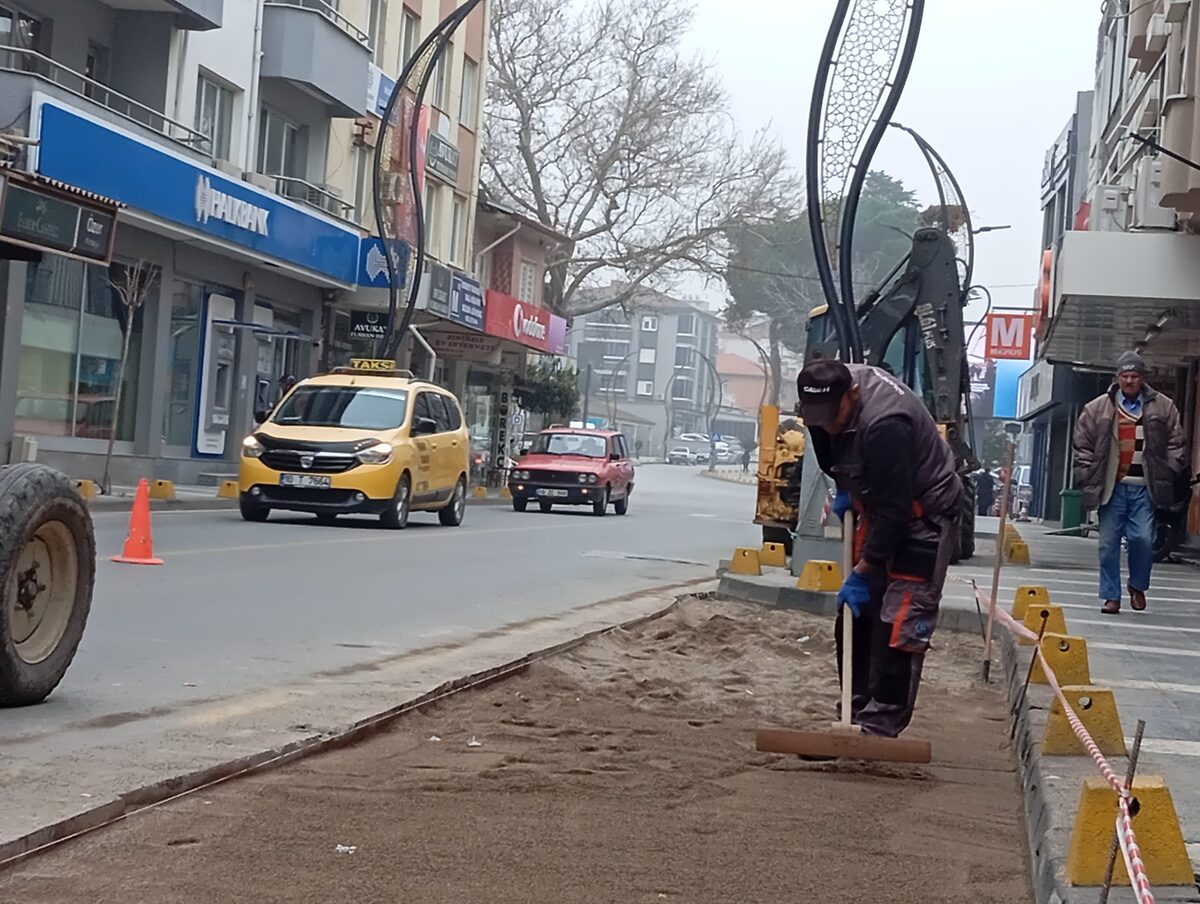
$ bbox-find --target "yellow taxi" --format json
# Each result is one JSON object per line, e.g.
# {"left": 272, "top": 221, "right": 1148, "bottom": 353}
{"left": 238, "top": 362, "right": 469, "bottom": 529}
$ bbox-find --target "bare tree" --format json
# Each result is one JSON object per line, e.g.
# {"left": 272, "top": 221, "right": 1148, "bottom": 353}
{"left": 485, "top": 0, "right": 798, "bottom": 319}
{"left": 101, "top": 260, "right": 160, "bottom": 494}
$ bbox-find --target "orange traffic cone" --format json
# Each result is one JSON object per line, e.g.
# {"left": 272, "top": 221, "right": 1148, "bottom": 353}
{"left": 112, "top": 479, "right": 164, "bottom": 565}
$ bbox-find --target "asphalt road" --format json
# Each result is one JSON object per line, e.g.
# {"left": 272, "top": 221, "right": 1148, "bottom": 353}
{"left": 1, "top": 465, "right": 756, "bottom": 849}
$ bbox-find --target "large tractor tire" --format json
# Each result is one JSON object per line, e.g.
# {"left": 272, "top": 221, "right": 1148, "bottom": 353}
{"left": 953, "top": 476, "right": 977, "bottom": 564}
{"left": 0, "top": 464, "right": 95, "bottom": 707}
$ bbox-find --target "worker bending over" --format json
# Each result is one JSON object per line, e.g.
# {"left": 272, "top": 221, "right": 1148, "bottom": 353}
{"left": 796, "top": 359, "right": 962, "bottom": 738}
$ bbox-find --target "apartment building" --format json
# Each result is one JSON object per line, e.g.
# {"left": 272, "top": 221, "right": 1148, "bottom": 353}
{"left": 0, "top": 0, "right": 491, "bottom": 485}
{"left": 1038, "top": 0, "right": 1200, "bottom": 533}
{"left": 570, "top": 288, "right": 720, "bottom": 455}
{"left": 1018, "top": 90, "right": 1109, "bottom": 521}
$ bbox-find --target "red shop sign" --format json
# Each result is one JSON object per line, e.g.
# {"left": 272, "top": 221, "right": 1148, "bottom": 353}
{"left": 484, "top": 290, "right": 555, "bottom": 353}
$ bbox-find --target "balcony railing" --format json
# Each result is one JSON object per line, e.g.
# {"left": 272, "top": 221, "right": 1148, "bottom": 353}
{"left": 271, "top": 174, "right": 357, "bottom": 223}
{"left": 264, "top": 0, "right": 370, "bottom": 46}
{"left": 0, "top": 47, "right": 208, "bottom": 150}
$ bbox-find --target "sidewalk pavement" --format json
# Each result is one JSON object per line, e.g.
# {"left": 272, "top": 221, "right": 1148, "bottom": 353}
{"left": 718, "top": 523, "right": 1200, "bottom": 901}
{"left": 701, "top": 466, "right": 757, "bottom": 486}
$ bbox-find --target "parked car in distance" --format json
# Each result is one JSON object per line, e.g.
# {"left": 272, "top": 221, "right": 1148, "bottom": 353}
{"left": 509, "top": 427, "right": 635, "bottom": 515}
{"left": 668, "top": 446, "right": 696, "bottom": 466}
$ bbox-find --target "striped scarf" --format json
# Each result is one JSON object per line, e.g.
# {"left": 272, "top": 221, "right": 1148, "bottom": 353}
{"left": 1115, "top": 405, "right": 1145, "bottom": 485}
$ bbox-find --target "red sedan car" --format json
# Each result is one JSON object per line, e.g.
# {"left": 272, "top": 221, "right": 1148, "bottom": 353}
{"left": 508, "top": 427, "right": 635, "bottom": 516}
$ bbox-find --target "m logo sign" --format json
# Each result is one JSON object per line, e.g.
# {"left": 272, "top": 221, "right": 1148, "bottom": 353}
{"left": 984, "top": 313, "right": 1033, "bottom": 360}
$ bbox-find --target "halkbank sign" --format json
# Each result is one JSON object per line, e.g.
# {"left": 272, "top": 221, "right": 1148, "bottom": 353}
{"left": 31, "top": 93, "right": 360, "bottom": 284}
{"left": 195, "top": 176, "right": 270, "bottom": 237}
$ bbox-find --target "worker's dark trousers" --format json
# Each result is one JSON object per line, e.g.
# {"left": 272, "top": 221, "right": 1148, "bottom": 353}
{"left": 834, "top": 515, "right": 956, "bottom": 738}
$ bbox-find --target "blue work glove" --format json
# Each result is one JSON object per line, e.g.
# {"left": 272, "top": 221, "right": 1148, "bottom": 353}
{"left": 837, "top": 571, "right": 872, "bottom": 618}
{"left": 832, "top": 490, "right": 852, "bottom": 520}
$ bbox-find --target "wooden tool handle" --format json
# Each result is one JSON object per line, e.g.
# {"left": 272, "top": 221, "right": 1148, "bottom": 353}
{"left": 840, "top": 510, "right": 855, "bottom": 729}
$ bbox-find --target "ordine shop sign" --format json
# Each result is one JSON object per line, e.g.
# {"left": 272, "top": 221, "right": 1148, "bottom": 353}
{"left": 484, "top": 290, "right": 566, "bottom": 354}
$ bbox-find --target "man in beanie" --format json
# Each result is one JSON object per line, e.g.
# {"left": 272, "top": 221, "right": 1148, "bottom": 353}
{"left": 797, "top": 358, "right": 961, "bottom": 738}
{"left": 1073, "top": 350, "right": 1186, "bottom": 614}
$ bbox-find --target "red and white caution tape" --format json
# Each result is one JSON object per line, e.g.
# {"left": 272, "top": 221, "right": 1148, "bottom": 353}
{"left": 820, "top": 490, "right": 833, "bottom": 528}
{"left": 961, "top": 577, "right": 1156, "bottom": 904}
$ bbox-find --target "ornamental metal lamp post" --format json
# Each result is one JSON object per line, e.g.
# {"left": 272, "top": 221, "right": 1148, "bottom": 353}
{"left": 372, "top": 0, "right": 486, "bottom": 362}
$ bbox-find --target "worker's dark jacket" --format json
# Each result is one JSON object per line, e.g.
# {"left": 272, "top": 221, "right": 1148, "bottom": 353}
{"left": 808, "top": 365, "right": 961, "bottom": 571}
{"left": 1072, "top": 383, "right": 1186, "bottom": 511}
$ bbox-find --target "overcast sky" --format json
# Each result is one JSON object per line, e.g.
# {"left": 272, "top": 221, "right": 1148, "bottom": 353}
{"left": 683, "top": 0, "right": 1101, "bottom": 333}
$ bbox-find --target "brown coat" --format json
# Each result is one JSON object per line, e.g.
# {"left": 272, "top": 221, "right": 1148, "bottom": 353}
{"left": 1072, "top": 384, "right": 1186, "bottom": 511}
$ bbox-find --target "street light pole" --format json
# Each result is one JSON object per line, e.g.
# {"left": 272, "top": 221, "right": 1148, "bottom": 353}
{"left": 581, "top": 364, "right": 592, "bottom": 426}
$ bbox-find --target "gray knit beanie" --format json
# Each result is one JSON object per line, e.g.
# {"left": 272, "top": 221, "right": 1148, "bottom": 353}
{"left": 1116, "top": 350, "right": 1147, "bottom": 375}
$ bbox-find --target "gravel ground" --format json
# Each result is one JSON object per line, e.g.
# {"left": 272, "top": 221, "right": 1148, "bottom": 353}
{"left": 0, "top": 597, "right": 1031, "bottom": 904}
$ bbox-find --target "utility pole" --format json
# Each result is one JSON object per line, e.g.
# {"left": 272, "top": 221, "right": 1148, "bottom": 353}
{"left": 580, "top": 364, "right": 592, "bottom": 425}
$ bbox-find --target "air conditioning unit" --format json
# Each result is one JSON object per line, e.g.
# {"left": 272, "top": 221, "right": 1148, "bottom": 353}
{"left": 1132, "top": 156, "right": 1177, "bottom": 229}
{"left": 1166, "top": 0, "right": 1190, "bottom": 24}
{"left": 1146, "top": 14, "right": 1169, "bottom": 54}
{"left": 380, "top": 172, "right": 403, "bottom": 203}
{"left": 323, "top": 186, "right": 349, "bottom": 217}
{"left": 243, "top": 171, "right": 276, "bottom": 192}
{"left": 7, "top": 434, "right": 37, "bottom": 463}
{"left": 1093, "top": 184, "right": 1131, "bottom": 232}
{"left": 213, "top": 158, "right": 242, "bottom": 178}
{"left": 1140, "top": 83, "right": 1162, "bottom": 129}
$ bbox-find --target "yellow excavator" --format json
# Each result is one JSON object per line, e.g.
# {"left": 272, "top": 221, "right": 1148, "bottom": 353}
{"left": 753, "top": 228, "right": 979, "bottom": 562}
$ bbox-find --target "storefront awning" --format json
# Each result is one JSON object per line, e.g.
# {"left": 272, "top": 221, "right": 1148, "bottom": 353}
{"left": 1042, "top": 230, "right": 1200, "bottom": 369}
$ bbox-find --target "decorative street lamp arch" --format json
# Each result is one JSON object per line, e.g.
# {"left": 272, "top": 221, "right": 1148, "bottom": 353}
{"left": 806, "top": 0, "right": 926, "bottom": 362}
{"left": 373, "top": 0, "right": 486, "bottom": 360}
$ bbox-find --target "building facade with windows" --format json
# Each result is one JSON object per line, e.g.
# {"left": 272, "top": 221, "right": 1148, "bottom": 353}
{"left": 1017, "top": 90, "right": 1108, "bottom": 522}
{"left": 569, "top": 288, "right": 720, "bottom": 456}
{"left": 1038, "top": 2, "right": 1200, "bottom": 535}
{"left": 0, "top": 0, "right": 493, "bottom": 486}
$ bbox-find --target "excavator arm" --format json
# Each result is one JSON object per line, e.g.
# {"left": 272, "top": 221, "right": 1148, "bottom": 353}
{"left": 806, "top": 227, "right": 979, "bottom": 474}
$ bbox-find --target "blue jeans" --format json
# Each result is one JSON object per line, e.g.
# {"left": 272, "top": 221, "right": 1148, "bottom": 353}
{"left": 1097, "top": 482, "right": 1154, "bottom": 601}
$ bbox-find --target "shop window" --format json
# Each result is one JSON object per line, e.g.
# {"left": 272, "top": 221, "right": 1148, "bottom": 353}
{"left": 257, "top": 107, "right": 304, "bottom": 179}
{"left": 460, "top": 57, "right": 479, "bottom": 125}
{"left": 0, "top": 7, "right": 45, "bottom": 73}
{"left": 518, "top": 260, "right": 537, "bottom": 303}
{"left": 196, "top": 73, "right": 235, "bottom": 161}
{"left": 424, "top": 182, "right": 441, "bottom": 258}
{"left": 17, "top": 257, "right": 146, "bottom": 443}
{"left": 433, "top": 41, "right": 452, "bottom": 110}
{"left": 400, "top": 10, "right": 418, "bottom": 70}
{"left": 163, "top": 282, "right": 204, "bottom": 448}
{"left": 450, "top": 195, "right": 466, "bottom": 265}
{"left": 353, "top": 146, "right": 371, "bottom": 224}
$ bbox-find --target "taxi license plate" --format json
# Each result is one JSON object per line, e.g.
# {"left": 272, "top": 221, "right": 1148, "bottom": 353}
{"left": 280, "top": 473, "right": 331, "bottom": 489}
{"left": 536, "top": 488, "right": 569, "bottom": 498}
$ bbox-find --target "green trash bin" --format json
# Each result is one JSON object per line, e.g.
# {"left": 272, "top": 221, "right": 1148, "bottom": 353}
{"left": 1060, "top": 489, "right": 1083, "bottom": 531}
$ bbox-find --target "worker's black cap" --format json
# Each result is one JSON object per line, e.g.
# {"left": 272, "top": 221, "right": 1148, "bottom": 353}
{"left": 796, "top": 358, "right": 852, "bottom": 426}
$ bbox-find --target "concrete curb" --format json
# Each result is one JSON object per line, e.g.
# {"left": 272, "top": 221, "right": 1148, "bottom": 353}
{"left": 998, "top": 621, "right": 1200, "bottom": 903}
{"left": 1000, "top": 628, "right": 1071, "bottom": 904}
{"left": 0, "top": 579, "right": 714, "bottom": 871}
{"left": 714, "top": 571, "right": 987, "bottom": 638}
{"left": 699, "top": 470, "right": 755, "bottom": 486}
